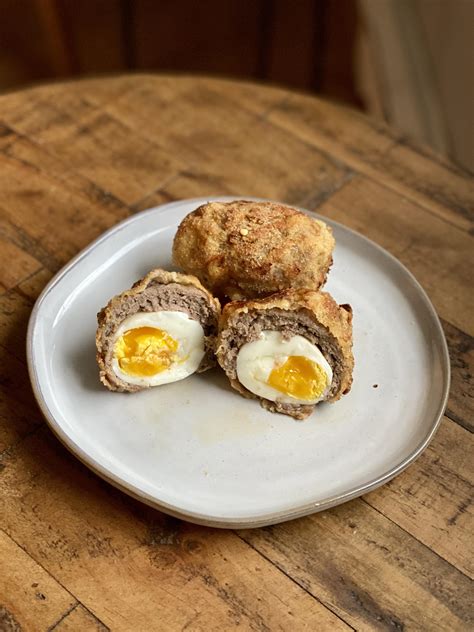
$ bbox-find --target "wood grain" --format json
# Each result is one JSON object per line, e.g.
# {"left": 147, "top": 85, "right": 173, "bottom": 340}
{"left": 442, "top": 320, "right": 474, "bottom": 432}
{"left": 0, "top": 349, "right": 41, "bottom": 454}
{"left": 0, "top": 429, "right": 347, "bottom": 632}
{"left": 1, "top": 131, "right": 130, "bottom": 219}
{"left": 107, "top": 80, "right": 351, "bottom": 204}
{"left": 0, "top": 530, "right": 75, "bottom": 631}
{"left": 16, "top": 268, "right": 54, "bottom": 302}
{"left": 0, "top": 290, "right": 31, "bottom": 363}
{"left": 51, "top": 604, "right": 108, "bottom": 631}
{"left": 0, "top": 237, "right": 41, "bottom": 292}
{"left": 0, "top": 154, "right": 117, "bottom": 268}
{"left": 0, "top": 75, "right": 472, "bottom": 630}
{"left": 239, "top": 498, "right": 472, "bottom": 630}
{"left": 364, "top": 418, "right": 473, "bottom": 578}
{"left": 267, "top": 92, "right": 473, "bottom": 231}
{"left": 0, "top": 290, "right": 42, "bottom": 454}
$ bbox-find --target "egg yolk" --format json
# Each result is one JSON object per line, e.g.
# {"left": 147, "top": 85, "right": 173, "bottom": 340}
{"left": 267, "top": 355, "right": 329, "bottom": 401}
{"left": 114, "top": 327, "right": 179, "bottom": 377}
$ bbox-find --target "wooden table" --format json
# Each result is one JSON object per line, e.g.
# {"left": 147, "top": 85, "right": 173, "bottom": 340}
{"left": 0, "top": 75, "right": 472, "bottom": 631}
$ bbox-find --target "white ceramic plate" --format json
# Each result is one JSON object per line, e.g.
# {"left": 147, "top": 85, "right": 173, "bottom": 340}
{"left": 27, "top": 197, "right": 450, "bottom": 528}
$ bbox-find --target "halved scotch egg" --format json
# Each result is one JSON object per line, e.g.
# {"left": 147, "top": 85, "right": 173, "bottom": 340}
{"left": 217, "top": 290, "right": 353, "bottom": 419}
{"left": 96, "top": 269, "right": 220, "bottom": 392}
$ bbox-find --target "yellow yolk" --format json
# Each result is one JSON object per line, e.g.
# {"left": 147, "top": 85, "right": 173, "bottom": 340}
{"left": 267, "top": 355, "right": 329, "bottom": 401}
{"left": 114, "top": 327, "right": 179, "bottom": 377}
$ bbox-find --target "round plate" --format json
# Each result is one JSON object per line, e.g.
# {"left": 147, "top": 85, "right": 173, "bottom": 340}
{"left": 27, "top": 197, "right": 450, "bottom": 528}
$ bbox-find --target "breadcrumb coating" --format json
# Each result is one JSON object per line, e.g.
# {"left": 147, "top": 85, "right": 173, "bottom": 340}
{"left": 173, "top": 200, "right": 335, "bottom": 301}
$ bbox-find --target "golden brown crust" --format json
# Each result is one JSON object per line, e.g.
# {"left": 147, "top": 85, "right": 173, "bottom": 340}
{"left": 216, "top": 289, "right": 354, "bottom": 419}
{"left": 96, "top": 268, "right": 221, "bottom": 392}
{"left": 172, "top": 200, "right": 335, "bottom": 300}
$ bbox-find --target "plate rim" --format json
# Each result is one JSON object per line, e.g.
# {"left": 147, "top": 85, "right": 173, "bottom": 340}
{"left": 26, "top": 196, "right": 451, "bottom": 529}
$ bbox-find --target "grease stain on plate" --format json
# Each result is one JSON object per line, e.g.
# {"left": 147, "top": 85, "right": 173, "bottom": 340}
{"left": 193, "top": 412, "right": 268, "bottom": 445}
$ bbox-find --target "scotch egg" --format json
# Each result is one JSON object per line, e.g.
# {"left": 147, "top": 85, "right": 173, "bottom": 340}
{"left": 236, "top": 331, "right": 333, "bottom": 405}
{"left": 216, "top": 289, "right": 353, "bottom": 419}
{"left": 111, "top": 311, "right": 205, "bottom": 387}
{"left": 96, "top": 268, "right": 221, "bottom": 392}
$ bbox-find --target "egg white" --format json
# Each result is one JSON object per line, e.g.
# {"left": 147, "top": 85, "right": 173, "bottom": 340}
{"left": 112, "top": 311, "right": 205, "bottom": 387}
{"left": 236, "top": 331, "right": 333, "bottom": 405}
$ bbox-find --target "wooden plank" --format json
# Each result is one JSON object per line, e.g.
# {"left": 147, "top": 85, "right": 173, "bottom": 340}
{"left": 16, "top": 268, "right": 54, "bottom": 302}
{"left": 133, "top": 158, "right": 351, "bottom": 221}
{"left": 29, "top": 109, "right": 184, "bottom": 206}
{"left": 0, "top": 77, "right": 143, "bottom": 135}
{"left": 0, "top": 208, "right": 60, "bottom": 273}
{"left": 365, "top": 418, "right": 473, "bottom": 578}
{"left": 194, "top": 76, "right": 290, "bottom": 117}
{"left": 0, "top": 155, "right": 118, "bottom": 267}
{"left": 104, "top": 78, "right": 285, "bottom": 166}
{"left": 316, "top": 175, "right": 474, "bottom": 337}
{"left": 0, "top": 289, "right": 31, "bottom": 363}
{"left": 130, "top": 180, "right": 193, "bottom": 215}
{"left": 239, "top": 496, "right": 472, "bottom": 630}
{"left": 267, "top": 91, "right": 399, "bottom": 161}
{"left": 0, "top": 351, "right": 42, "bottom": 454}
{"left": 2, "top": 76, "right": 346, "bottom": 210}
{"left": 268, "top": 93, "right": 473, "bottom": 231}
{"left": 120, "top": 112, "right": 352, "bottom": 208}
{"left": 0, "top": 80, "right": 192, "bottom": 212}
{"left": 211, "top": 116, "right": 351, "bottom": 207}
{"left": 0, "top": 75, "right": 147, "bottom": 139}
{"left": 1, "top": 131, "right": 130, "bottom": 219}
{"left": 0, "top": 124, "right": 15, "bottom": 150}
{"left": 0, "top": 292, "right": 41, "bottom": 453}
{"left": 0, "top": 85, "right": 98, "bottom": 138}
{"left": 61, "top": 76, "right": 149, "bottom": 109}
{"left": 52, "top": 604, "right": 108, "bottom": 631}
{"left": 0, "top": 236, "right": 41, "bottom": 291}
{"left": 379, "top": 140, "right": 474, "bottom": 223}
{"left": 0, "top": 530, "right": 76, "bottom": 631}
{"left": 442, "top": 320, "right": 474, "bottom": 431}
{"left": 0, "top": 429, "right": 348, "bottom": 631}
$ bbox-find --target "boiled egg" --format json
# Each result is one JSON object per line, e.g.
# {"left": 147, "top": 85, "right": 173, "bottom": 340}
{"left": 236, "top": 331, "right": 332, "bottom": 405}
{"left": 112, "top": 311, "right": 205, "bottom": 387}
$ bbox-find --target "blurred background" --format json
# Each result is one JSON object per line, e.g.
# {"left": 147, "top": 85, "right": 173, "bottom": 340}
{"left": 0, "top": 0, "right": 472, "bottom": 171}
